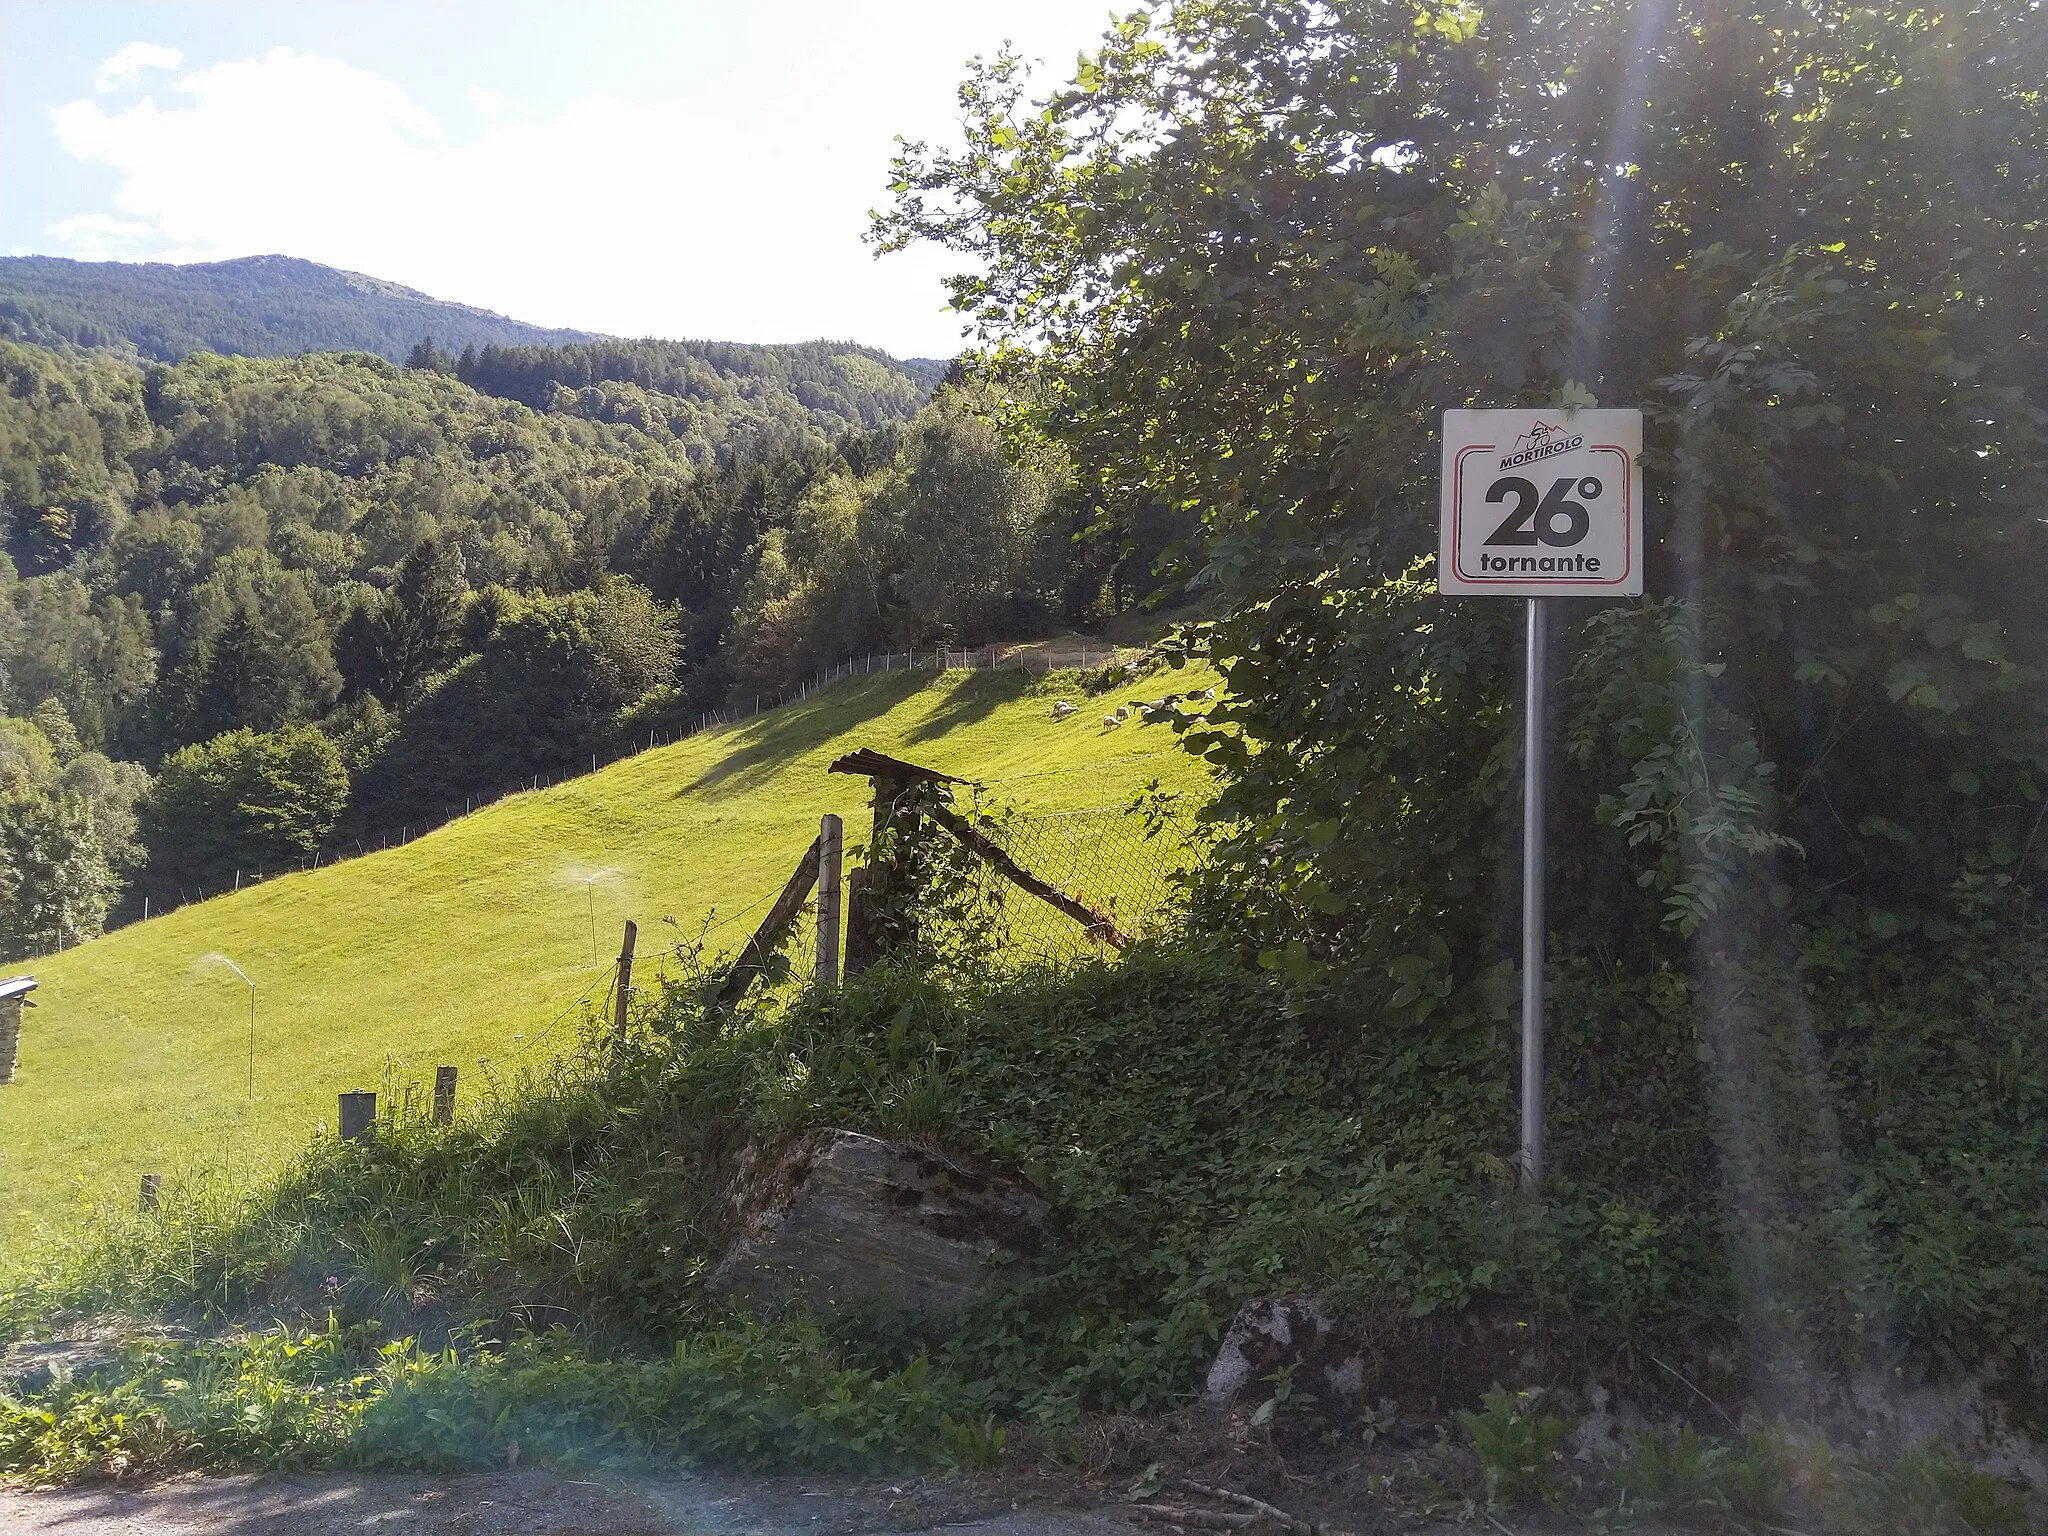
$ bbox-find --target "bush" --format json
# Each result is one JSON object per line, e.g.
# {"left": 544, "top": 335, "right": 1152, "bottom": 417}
{"left": 0, "top": 1319, "right": 983, "bottom": 1483}
{"left": 0, "top": 786, "right": 117, "bottom": 957}
{"left": 1459, "top": 1385, "right": 1574, "bottom": 1509}
{"left": 347, "top": 577, "right": 679, "bottom": 828}
{"left": 5, "top": 901, "right": 2044, "bottom": 1483}
{"left": 139, "top": 724, "right": 347, "bottom": 896}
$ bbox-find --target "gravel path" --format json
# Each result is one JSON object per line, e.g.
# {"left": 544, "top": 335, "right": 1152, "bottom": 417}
{"left": 0, "top": 1468, "right": 1140, "bottom": 1536}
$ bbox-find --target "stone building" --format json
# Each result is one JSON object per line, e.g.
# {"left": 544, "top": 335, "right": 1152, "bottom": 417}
{"left": 0, "top": 976, "right": 36, "bottom": 1084}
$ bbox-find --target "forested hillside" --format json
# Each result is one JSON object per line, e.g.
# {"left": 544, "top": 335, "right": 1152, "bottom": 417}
{"left": 0, "top": 337, "right": 1144, "bottom": 956}
{"left": 449, "top": 339, "right": 949, "bottom": 432}
{"left": 0, "top": 255, "right": 599, "bottom": 363}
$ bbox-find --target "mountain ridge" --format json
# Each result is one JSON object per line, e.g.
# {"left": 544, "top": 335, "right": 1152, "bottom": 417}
{"left": 0, "top": 254, "right": 950, "bottom": 375}
{"left": 0, "top": 253, "right": 603, "bottom": 363}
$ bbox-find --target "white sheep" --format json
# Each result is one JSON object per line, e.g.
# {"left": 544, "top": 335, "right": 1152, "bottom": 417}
{"left": 1052, "top": 699, "right": 1078, "bottom": 719}
{"left": 1101, "top": 713, "right": 1121, "bottom": 729}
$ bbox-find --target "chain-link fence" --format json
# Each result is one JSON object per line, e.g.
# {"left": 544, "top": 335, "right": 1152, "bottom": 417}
{"left": 930, "top": 795, "right": 1210, "bottom": 968}
{"left": 672, "top": 793, "right": 1210, "bottom": 1010}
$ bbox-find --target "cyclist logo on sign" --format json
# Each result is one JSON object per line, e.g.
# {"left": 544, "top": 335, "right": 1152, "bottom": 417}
{"left": 1438, "top": 408, "right": 1642, "bottom": 597}
{"left": 1501, "top": 420, "right": 1580, "bottom": 466}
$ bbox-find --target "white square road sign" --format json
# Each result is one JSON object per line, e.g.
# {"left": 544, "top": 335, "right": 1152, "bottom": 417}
{"left": 1438, "top": 408, "right": 1643, "bottom": 596}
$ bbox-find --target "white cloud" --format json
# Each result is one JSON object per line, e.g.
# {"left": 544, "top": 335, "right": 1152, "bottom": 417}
{"left": 46, "top": 42, "right": 981, "bottom": 354}
{"left": 93, "top": 42, "right": 184, "bottom": 95}
{"left": 46, "top": 214, "right": 160, "bottom": 257}
{"left": 465, "top": 85, "right": 510, "bottom": 116}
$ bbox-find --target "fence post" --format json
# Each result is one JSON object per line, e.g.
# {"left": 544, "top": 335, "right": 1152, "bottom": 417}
{"left": 339, "top": 1091, "right": 376, "bottom": 1142}
{"left": 139, "top": 1173, "right": 161, "bottom": 1212}
{"left": 433, "top": 1065, "right": 457, "bottom": 1125}
{"left": 614, "top": 920, "right": 638, "bottom": 1039}
{"left": 843, "top": 867, "right": 876, "bottom": 976}
{"left": 817, "top": 814, "right": 843, "bottom": 988}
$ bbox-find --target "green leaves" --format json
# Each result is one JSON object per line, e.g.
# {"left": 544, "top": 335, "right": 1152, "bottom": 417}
{"left": 873, "top": 0, "right": 2048, "bottom": 989}
{"left": 139, "top": 724, "right": 348, "bottom": 895}
{"left": 1386, "top": 934, "right": 1454, "bottom": 1019}
{"left": 1570, "top": 602, "right": 1801, "bottom": 935}
{"left": 1458, "top": 1384, "right": 1575, "bottom": 1509}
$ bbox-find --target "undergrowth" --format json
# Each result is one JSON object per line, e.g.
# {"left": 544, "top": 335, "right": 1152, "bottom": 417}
{"left": 2, "top": 910, "right": 2043, "bottom": 1506}
{"left": 0, "top": 1316, "right": 997, "bottom": 1485}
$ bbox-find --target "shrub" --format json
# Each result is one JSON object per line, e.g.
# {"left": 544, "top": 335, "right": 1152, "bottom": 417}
{"left": 0, "top": 1318, "right": 981, "bottom": 1483}
{"left": 1613, "top": 1424, "right": 1791, "bottom": 1531}
{"left": 0, "top": 785, "right": 117, "bottom": 957}
{"left": 139, "top": 724, "right": 346, "bottom": 895}
{"left": 1458, "top": 1384, "right": 1574, "bottom": 1509}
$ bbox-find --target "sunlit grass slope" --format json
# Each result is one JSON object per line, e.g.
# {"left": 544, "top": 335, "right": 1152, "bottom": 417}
{"left": 0, "top": 664, "right": 1219, "bottom": 1258}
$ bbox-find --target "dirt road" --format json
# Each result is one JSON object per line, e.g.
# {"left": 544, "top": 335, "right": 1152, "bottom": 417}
{"left": 0, "top": 1467, "right": 1138, "bottom": 1536}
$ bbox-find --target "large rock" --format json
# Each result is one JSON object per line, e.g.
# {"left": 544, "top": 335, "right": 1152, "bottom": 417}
{"left": 707, "top": 1129, "right": 1053, "bottom": 1334}
{"left": 0, "top": 1327, "right": 189, "bottom": 1395}
{"left": 1204, "top": 1296, "right": 1368, "bottom": 1411}
{"left": 1202, "top": 1295, "right": 1600, "bottom": 1424}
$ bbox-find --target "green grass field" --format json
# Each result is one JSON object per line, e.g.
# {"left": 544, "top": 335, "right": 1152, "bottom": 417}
{"left": 0, "top": 664, "right": 1218, "bottom": 1261}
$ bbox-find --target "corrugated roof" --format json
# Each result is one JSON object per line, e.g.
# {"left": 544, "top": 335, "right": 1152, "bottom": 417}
{"left": 827, "top": 748, "right": 970, "bottom": 786}
{"left": 0, "top": 976, "right": 37, "bottom": 1003}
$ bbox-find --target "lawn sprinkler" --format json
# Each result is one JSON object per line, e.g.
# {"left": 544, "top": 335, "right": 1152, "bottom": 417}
{"left": 196, "top": 953, "right": 256, "bottom": 1100}
{"left": 553, "top": 864, "right": 625, "bottom": 966}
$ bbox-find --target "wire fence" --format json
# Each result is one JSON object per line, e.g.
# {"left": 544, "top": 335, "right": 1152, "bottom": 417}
{"left": 277, "top": 790, "right": 1210, "bottom": 1145}
{"left": 707, "top": 794, "right": 1209, "bottom": 989}
{"left": 559, "top": 792, "right": 1212, "bottom": 1034}
{"left": 125, "top": 641, "right": 1162, "bottom": 925}
{"left": 965, "top": 799, "right": 1209, "bottom": 965}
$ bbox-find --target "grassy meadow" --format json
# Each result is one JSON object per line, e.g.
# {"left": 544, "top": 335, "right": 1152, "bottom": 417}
{"left": 0, "top": 663, "right": 1218, "bottom": 1262}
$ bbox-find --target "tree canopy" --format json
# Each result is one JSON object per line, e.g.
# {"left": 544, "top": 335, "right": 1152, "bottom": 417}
{"left": 879, "top": 0, "right": 2048, "bottom": 986}
{"left": 0, "top": 324, "right": 1083, "bottom": 923}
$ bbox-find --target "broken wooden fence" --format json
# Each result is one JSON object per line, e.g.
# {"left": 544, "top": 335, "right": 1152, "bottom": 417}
{"left": 711, "top": 749, "right": 1132, "bottom": 1006}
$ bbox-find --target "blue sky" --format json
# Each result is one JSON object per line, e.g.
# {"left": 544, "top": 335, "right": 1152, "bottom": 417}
{"left": 1, "top": 1, "right": 1125, "bottom": 356}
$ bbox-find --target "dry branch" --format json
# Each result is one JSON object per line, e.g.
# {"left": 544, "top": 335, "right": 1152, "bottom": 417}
{"left": 1128, "top": 1507, "right": 1257, "bottom": 1530}
{"left": 927, "top": 803, "right": 1133, "bottom": 948}
{"left": 1168, "top": 1480, "right": 1317, "bottom": 1536}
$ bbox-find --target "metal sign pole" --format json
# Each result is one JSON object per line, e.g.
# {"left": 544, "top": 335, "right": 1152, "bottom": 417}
{"left": 1521, "top": 596, "right": 1548, "bottom": 1192}
{"left": 1440, "top": 407, "right": 1641, "bottom": 1194}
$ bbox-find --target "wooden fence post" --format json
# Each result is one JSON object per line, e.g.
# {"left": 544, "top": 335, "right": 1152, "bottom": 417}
{"left": 433, "top": 1066, "right": 457, "bottom": 1125}
{"left": 139, "top": 1173, "right": 162, "bottom": 1212}
{"left": 843, "top": 866, "right": 876, "bottom": 976}
{"left": 713, "top": 835, "right": 823, "bottom": 1005}
{"left": 817, "top": 815, "right": 843, "bottom": 988}
{"left": 339, "top": 1091, "right": 376, "bottom": 1142}
{"left": 614, "top": 921, "right": 638, "bottom": 1038}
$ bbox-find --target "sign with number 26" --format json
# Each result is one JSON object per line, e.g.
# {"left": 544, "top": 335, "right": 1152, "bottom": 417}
{"left": 1438, "top": 408, "right": 1643, "bottom": 597}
